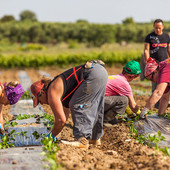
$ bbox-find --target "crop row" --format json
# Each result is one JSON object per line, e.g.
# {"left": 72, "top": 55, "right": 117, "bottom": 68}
{"left": 0, "top": 51, "right": 141, "bottom": 68}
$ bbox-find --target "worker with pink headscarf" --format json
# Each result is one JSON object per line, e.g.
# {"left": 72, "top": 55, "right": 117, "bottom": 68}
{"left": 140, "top": 57, "right": 170, "bottom": 118}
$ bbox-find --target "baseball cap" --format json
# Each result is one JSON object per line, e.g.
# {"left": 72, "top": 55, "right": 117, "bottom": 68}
{"left": 4, "top": 83, "right": 25, "bottom": 105}
{"left": 124, "top": 60, "right": 142, "bottom": 75}
{"left": 30, "top": 80, "right": 44, "bottom": 107}
{"left": 145, "top": 57, "right": 158, "bottom": 77}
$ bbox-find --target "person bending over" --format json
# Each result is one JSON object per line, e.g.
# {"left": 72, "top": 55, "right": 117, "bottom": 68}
{"left": 30, "top": 60, "right": 108, "bottom": 149}
{"left": 0, "top": 81, "right": 25, "bottom": 136}
{"left": 140, "top": 57, "right": 170, "bottom": 118}
{"left": 104, "top": 60, "right": 141, "bottom": 124}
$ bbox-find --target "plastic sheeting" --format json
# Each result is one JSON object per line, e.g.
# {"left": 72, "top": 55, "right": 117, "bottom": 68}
{"left": 134, "top": 113, "right": 170, "bottom": 148}
{"left": 0, "top": 146, "right": 46, "bottom": 170}
{"left": 8, "top": 123, "right": 50, "bottom": 147}
{"left": 3, "top": 70, "right": 51, "bottom": 147}
{"left": 9, "top": 99, "right": 45, "bottom": 116}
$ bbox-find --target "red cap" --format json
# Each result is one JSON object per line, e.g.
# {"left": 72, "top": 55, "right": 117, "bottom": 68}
{"left": 145, "top": 57, "right": 158, "bottom": 77}
{"left": 30, "top": 81, "right": 44, "bottom": 107}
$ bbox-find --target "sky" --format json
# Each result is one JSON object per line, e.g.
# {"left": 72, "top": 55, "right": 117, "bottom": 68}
{"left": 1, "top": 0, "right": 170, "bottom": 24}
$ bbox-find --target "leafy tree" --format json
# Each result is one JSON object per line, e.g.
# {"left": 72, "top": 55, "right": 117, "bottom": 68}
{"left": 0, "top": 15, "right": 15, "bottom": 22}
{"left": 19, "top": 10, "right": 37, "bottom": 21}
{"left": 76, "top": 19, "right": 89, "bottom": 24}
{"left": 122, "top": 17, "right": 135, "bottom": 25}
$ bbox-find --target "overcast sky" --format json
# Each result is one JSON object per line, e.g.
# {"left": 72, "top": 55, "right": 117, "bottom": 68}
{"left": 1, "top": 0, "right": 170, "bottom": 24}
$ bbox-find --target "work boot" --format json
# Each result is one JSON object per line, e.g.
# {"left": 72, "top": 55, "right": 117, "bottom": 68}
{"left": 61, "top": 137, "right": 89, "bottom": 149}
{"left": 89, "top": 139, "right": 101, "bottom": 146}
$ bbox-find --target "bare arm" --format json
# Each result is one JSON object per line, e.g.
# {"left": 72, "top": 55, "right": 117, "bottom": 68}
{"left": 144, "top": 43, "right": 150, "bottom": 62}
{"left": 63, "top": 107, "right": 70, "bottom": 121}
{"left": 128, "top": 95, "right": 139, "bottom": 113}
{"left": 145, "top": 83, "right": 168, "bottom": 109}
{"left": 158, "top": 90, "right": 170, "bottom": 115}
{"left": 48, "top": 77, "right": 66, "bottom": 137}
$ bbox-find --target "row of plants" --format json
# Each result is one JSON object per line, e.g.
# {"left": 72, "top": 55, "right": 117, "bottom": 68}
{"left": 0, "top": 112, "right": 60, "bottom": 169}
{"left": 125, "top": 114, "right": 170, "bottom": 156}
{"left": 0, "top": 50, "right": 141, "bottom": 68}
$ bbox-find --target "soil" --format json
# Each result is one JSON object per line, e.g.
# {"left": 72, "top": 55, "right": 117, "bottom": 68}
{"left": 0, "top": 66, "right": 170, "bottom": 170}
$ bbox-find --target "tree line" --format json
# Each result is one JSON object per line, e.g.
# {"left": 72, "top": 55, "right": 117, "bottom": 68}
{"left": 1, "top": 10, "right": 170, "bottom": 47}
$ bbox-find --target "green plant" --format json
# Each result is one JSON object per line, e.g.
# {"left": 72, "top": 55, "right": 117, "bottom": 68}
{"left": 16, "top": 114, "right": 32, "bottom": 120}
{"left": 32, "top": 131, "right": 41, "bottom": 140}
{"left": 41, "top": 113, "right": 54, "bottom": 127}
{"left": 160, "top": 147, "right": 170, "bottom": 156}
{"left": 147, "top": 131, "right": 165, "bottom": 150}
{"left": 10, "top": 121, "right": 18, "bottom": 127}
{"left": 0, "top": 129, "right": 20, "bottom": 149}
{"left": 127, "top": 120, "right": 169, "bottom": 156}
{"left": 0, "top": 135, "right": 14, "bottom": 149}
{"left": 20, "top": 90, "right": 31, "bottom": 99}
{"left": 41, "top": 136, "right": 60, "bottom": 170}
{"left": 21, "top": 131, "right": 27, "bottom": 137}
{"left": 159, "top": 113, "right": 170, "bottom": 119}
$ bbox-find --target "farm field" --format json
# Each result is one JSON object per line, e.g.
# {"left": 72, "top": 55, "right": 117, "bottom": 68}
{"left": 0, "top": 65, "right": 170, "bottom": 170}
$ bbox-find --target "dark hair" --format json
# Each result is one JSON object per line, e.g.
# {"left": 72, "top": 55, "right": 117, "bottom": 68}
{"left": 122, "top": 68, "right": 139, "bottom": 78}
{"left": 154, "top": 19, "right": 164, "bottom": 25}
{"left": 41, "top": 76, "right": 51, "bottom": 91}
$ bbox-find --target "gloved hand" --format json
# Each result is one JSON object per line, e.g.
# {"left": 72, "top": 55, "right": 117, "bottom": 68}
{"left": 0, "top": 123, "right": 4, "bottom": 139}
{"left": 125, "top": 106, "right": 136, "bottom": 118}
{"left": 140, "top": 107, "right": 149, "bottom": 119}
{"left": 0, "top": 134, "right": 3, "bottom": 139}
{"left": 136, "top": 109, "right": 141, "bottom": 115}
{"left": 46, "top": 132, "right": 59, "bottom": 142}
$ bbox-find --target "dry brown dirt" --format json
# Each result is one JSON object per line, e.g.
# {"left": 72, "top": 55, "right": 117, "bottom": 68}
{"left": 0, "top": 65, "right": 170, "bottom": 170}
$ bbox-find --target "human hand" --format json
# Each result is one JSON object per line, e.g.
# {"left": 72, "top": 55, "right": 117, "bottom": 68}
{"left": 46, "top": 132, "right": 59, "bottom": 142}
{"left": 140, "top": 107, "right": 149, "bottom": 119}
{"left": 125, "top": 106, "right": 136, "bottom": 118}
{"left": 136, "top": 109, "right": 141, "bottom": 115}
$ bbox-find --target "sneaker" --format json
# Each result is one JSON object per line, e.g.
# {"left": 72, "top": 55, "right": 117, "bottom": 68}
{"left": 61, "top": 137, "right": 89, "bottom": 149}
{"left": 89, "top": 139, "right": 101, "bottom": 145}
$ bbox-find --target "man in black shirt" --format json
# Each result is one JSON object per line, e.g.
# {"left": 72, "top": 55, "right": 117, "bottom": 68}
{"left": 144, "top": 19, "right": 170, "bottom": 62}
{"left": 143, "top": 19, "right": 170, "bottom": 108}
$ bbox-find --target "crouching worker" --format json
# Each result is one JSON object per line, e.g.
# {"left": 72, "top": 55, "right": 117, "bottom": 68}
{"left": 0, "top": 82, "right": 25, "bottom": 137}
{"left": 140, "top": 57, "right": 170, "bottom": 118}
{"left": 104, "top": 60, "right": 141, "bottom": 124}
{"left": 30, "top": 60, "right": 108, "bottom": 149}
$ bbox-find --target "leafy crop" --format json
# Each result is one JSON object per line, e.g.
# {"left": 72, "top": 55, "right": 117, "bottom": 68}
{"left": 10, "top": 121, "right": 18, "bottom": 127}
{"left": 127, "top": 120, "right": 169, "bottom": 156}
{"left": 15, "top": 114, "right": 34, "bottom": 120}
{"left": 32, "top": 131, "right": 41, "bottom": 140}
{"left": 41, "top": 136, "right": 60, "bottom": 170}
{"left": 0, "top": 129, "right": 19, "bottom": 149}
{"left": 0, "top": 50, "right": 141, "bottom": 68}
{"left": 20, "top": 90, "right": 31, "bottom": 99}
{"left": 0, "top": 135, "right": 14, "bottom": 149}
{"left": 147, "top": 131, "right": 165, "bottom": 150}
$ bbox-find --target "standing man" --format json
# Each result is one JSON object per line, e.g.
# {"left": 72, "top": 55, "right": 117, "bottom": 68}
{"left": 143, "top": 19, "right": 170, "bottom": 108}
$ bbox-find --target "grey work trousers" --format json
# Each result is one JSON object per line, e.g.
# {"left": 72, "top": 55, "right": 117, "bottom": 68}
{"left": 69, "top": 63, "right": 108, "bottom": 140}
{"left": 104, "top": 95, "right": 128, "bottom": 122}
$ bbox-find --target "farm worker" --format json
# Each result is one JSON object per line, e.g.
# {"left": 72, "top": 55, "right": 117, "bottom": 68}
{"left": 104, "top": 60, "right": 141, "bottom": 124}
{"left": 140, "top": 57, "right": 170, "bottom": 118}
{"left": 0, "top": 81, "right": 25, "bottom": 137}
{"left": 30, "top": 60, "right": 108, "bottom": 149}
{"left": 141, "top": 19, "right": 170, "bottom": 108}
